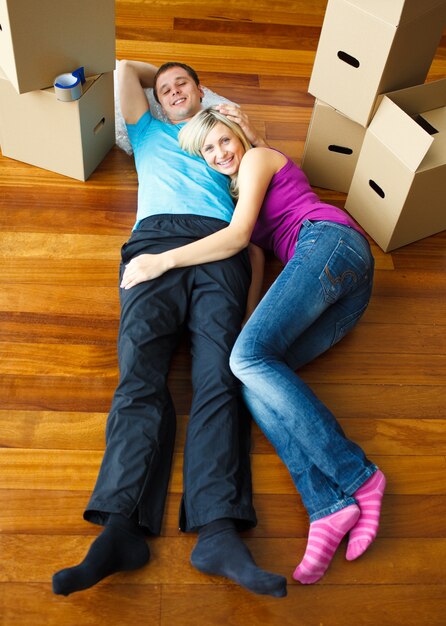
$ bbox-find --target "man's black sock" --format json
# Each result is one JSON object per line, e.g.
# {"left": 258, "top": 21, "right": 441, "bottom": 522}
{"left": 52, "top": 513, "right": 150, "bottom": 596}
{"left": 190, "top": 518, "right": 287, "bottom": 597}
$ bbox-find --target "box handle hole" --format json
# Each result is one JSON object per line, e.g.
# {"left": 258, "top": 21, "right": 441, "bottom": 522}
{"left": 328, "top": 145, "right": 353, "bottom": 155}
{"left": 413, "top": 114, "right": 438, "bottom": 135}
{"left": 369, "top": 179, "right": 385, "bottom": 198}
{"left": 337, "top": 51, "right": 360, "bottom": 68}
{"left": 94, "top": 118, "right": 105, "bottom": 134}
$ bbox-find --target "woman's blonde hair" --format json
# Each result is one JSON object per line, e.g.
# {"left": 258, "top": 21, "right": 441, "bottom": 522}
{"left": 178, "top": 107, "right": 252, "bottom": 198}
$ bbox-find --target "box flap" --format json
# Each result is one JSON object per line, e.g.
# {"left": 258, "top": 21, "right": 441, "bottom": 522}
{"left": 384, "top": 78, "right": 446, "bottom": 117}
{"left": 346, "top": 0, "right": 445, "bottom": 25}
{"left": 417, "top": 107, "right": 446, "bottom": 171}
{"left": 369, "top": 96, "right": 434, "bottom": 171}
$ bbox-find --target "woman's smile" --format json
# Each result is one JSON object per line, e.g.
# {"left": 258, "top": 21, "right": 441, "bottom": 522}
{"left": 201, "top": 122, "right": 246, "bottom": 178}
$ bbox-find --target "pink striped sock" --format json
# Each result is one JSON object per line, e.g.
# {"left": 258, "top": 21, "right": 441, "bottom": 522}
{"left": 293, "top": 504, "right": 360, "bottom": 584}
{"left": 346, "top": 469, "right": 386, "bottom": 561}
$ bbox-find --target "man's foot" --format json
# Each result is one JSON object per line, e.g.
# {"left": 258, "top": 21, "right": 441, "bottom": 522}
{"left": 191, "top": 518, "right": 287, "bottom": 597}
{"left": 346, "top": 469, "right": 386, "bottom": 561}
{"left": 52, "top": 514, "right": 150, "bottom": 596}
{"left": 293, "top": 504, "right": 360, "bottom": 584}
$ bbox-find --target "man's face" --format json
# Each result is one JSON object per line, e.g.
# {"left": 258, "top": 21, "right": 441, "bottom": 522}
{"left": 156, "top": 67, "right": 204, "bottom": 124}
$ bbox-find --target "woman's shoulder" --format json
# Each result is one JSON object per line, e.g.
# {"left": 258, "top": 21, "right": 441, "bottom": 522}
{"left": 241, "top": 146, "right": 288, "bottom": 173}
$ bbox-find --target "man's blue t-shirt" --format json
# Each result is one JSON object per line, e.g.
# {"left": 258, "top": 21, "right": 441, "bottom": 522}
{"left": 126, "top": 110, "right": 235, "bottom": 228}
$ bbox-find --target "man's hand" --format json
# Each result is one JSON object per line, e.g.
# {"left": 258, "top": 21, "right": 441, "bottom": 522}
{"left": 120, "top": 253, "right": 171, "bottom": 289}
{"left": 214, "top": 104, "right": 268, "bottom": 147}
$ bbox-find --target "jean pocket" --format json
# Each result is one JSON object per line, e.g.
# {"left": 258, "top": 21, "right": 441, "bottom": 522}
{"left": 332, "top": 303, "right": 369, "bottom": 345}
{"left": 319, "top": 239, "right": 370, "bottom": 304}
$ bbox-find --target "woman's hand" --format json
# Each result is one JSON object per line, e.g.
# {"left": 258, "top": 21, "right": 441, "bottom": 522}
{"left": 120, "top": 253, "right": 170, "bottom": 289}
{"left": 214, "top": 104, "right": 268, "bottom": 147}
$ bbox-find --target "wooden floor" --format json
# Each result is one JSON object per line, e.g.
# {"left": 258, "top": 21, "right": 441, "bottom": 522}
{"left": 1, "top": 1, "right": 446, "bottom": 624}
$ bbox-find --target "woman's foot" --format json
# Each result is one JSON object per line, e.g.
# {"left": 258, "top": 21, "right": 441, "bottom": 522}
{"left": 293, "top": 504, "right": 360, "bottom": 584}
{"left": 346, "top": 469, "right": 386, "bottom": 561}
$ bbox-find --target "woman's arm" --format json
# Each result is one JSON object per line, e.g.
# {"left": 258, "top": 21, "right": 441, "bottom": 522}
{"left": 120, "top": 148, "right": 281, "bottom": 289}
{"left": 244, "top": 244, "right": 265, "bottom": 325}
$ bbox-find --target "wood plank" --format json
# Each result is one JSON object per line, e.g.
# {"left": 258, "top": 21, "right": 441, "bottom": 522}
{"left": 1, "top": 338, "right": 445, "bottom": 383}
{"left": 372, "top": 268, "right": 446, "bottom": 297}
{"left": 0, "top": 207, "right": 134, "bottom": 235}
{"left": 0, "top": 375, "right": 119, "bottom": 413}
{"left": 2, "top": 535, "right": 446, "bottom": 586}
{"left": 0, "top": 343, "right": 118, "bottom": 377}
{"left": 1, "top": 377, "right": 443, "bottom": 418}
{"left": 0, "top": 312, "right": 120, "bottom": 344}
{"left": 306, "top": 384, "right": 446, "bottom": 419}
{"left": 251, "top": 455, "right": 446, "bottom": 496}
{"left": 0, "top": 146, "right": 135, "bottom": 189}
{"left": 328, "top": 322, "right": 446, "bottom": 354}
{"left": 391, "top": 231, "right": 446, "bottom": 271}
{"left": 201, "top": 85, "right": 314, "bottom": 107}
{"left": 362, "top": 296, "right": 446, "bottom": 325}
{"left": 0, "top": 583, "right": 161, "bottom": 626}
{"left": 265, "top": 120, "right": 311, "bottom": 140}
{"left": 0, "top": 233, "right": 123, "bottom": 260}
{"left": 2, "top": 410, "right": 446, "bottom": 455}
{"left": 3, "top": 265, "right": 445, "bottom": 308}
{"left": 197, "top": 71, "right": 260, "bottom": 88}
{"left": 160, "top": 584, "right": 446, "bottom": 626}
{"left": 116, "top": 40, "right": 317, "bottom": 78}
{"left": 0, "top": 450, "right": 444, "bottom": 495}
{"left": 117, "top": 20, "right": 321, "bottom": 51}
{"left": 116, "top": 1, "right": 328, "bottom": 27}
{"left": 1, "top": 490, "right": 445, "bottom": 539}
{"left": 297, "top": 351, "right": 446, "bottom": 385}
{"left": 0, "top": 285, "right": 119, "bottom": 316}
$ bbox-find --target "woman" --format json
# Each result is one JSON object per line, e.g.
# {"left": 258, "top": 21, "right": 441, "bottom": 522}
{"left": 120, "top": 106, "right": 386, "bottom": 584}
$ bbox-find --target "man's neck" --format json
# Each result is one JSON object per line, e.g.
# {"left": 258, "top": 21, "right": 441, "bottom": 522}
{"left": 167, "top": 105, "right": 203, "bottom": 125}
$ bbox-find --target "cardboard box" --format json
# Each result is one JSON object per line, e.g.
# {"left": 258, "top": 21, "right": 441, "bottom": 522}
{"left": 0, "top": 69, "right": 116, "bottom": 181}
{"left": 0, "top": 0, "right": 115, "bottom": 94}
{"left": 309, "top": 0, "right": 446, "bottom": 126}
{"left": 301, "top": 99, "right": 366, "bottom": 193}
{"left": 345, "top": 78, "right": 446, "bottom": 252}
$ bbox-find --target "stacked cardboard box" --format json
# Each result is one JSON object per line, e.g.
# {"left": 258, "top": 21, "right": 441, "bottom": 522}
{"left": 301, "top": 0, "right": 446, "bottom": 250}
{"left": 0, "top": 0, "right": 116, "bottom": 181}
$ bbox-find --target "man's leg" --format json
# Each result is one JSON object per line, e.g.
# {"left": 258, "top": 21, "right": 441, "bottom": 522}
{"left": 53, "top": 241, "right": 190, "bottom": 595}
{"left": 84, "top": 265, "right": 186, "bottom": 532}
{"left": 184, "top": 251, "right": 286, "bottom": 597}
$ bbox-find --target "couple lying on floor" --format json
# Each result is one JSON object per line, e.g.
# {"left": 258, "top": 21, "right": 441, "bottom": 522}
{"left": 52, "top": 59, "right": 385, "bottom": 598}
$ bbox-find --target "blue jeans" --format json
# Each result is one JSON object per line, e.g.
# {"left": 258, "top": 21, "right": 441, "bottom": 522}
{"left": 230, "top": 220, "right": 377, "bottom": 522}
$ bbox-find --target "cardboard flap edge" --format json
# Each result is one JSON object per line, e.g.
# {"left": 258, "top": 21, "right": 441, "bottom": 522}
{"left": 369, "top": 96, "right": 434, "bottom": 171}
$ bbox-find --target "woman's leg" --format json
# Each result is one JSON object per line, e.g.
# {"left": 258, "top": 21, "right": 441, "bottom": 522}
{"left": 231, "top": 222, "right": 377, "bottom": 510}
{"left": 231, "top": 222, "right": 384, "bottom": 578}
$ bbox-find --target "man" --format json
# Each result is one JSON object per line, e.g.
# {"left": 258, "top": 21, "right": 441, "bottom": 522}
{"left": 52, "top": 60, "right": 286, "bottom": 598}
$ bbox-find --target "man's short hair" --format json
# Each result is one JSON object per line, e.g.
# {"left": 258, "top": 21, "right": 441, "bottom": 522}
{"left": 153, "top": 62, "right": 200, "bottom": 104}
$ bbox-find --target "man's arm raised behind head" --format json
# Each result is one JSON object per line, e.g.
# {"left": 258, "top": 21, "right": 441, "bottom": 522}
{"left": 118, "top": 60, "right": 159, "bottom": 125}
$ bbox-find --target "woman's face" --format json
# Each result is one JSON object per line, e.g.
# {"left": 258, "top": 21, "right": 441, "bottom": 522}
{"left": 200, "top": 122, "right": 246, "bottom": 178}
